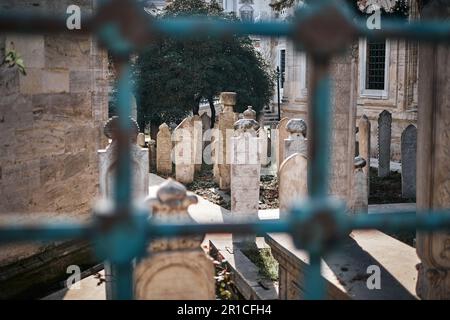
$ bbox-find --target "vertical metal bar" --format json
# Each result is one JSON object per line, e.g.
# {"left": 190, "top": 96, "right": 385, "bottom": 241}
{"left": 304, "top": 251, "right": 325, "bottom": 300}
{"left": 303, "top": 56, "right": 332, "bottom": 299}
{"left": 112, "top": 62, "right": 134, "bottom": 300}
{"left": 307, "top": 56, "right": 332, "bottom": 199}
{"left": 114, "top": 262, "right": 134, "bottom": 300}
{"left": 114, "top": 63, "right": 133, "bottom": 211}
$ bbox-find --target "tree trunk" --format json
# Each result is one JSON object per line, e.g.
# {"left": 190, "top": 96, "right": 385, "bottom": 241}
{"left": 208, "top": 97, "right": 215, "bottom": 128}
{"left": 193, "top": 97, "right": 201, "bottom": 116}
{"left": 150, "top": 122, "right": 159, "bottom": 142}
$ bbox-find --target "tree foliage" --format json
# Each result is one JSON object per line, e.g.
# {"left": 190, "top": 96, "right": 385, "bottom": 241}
{"left": 134, "top": 0, "right": 275, "bottom": 129}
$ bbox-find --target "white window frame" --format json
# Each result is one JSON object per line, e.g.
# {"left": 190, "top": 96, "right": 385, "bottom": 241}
{"left": 359, "top": 38, "right": 390, "bottom": 99}
{"left": 277, "top": 45, "right": 286, "bottom": 99}
{"left": 299, "top": 52, "right": 307, "bottom": 97}
{"left": 223, "top": 0, "right": 237, "bottom": 13}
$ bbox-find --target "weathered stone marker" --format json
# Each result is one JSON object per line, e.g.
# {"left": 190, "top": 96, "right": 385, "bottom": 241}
{"left": 401, "top": 125, "right": 417, "bottom": 199}
{"left": 137, "top": 132, "right": 146, "bottom": 147}
{"left": 277, "top": 117, "right": 290, "bottom": 171}
{"left": 201, "top": 112, "right": 211, "bottom": 152}
{"left": 358, "top": 115, "right": 371, "bottom": 192}
{"left": 135, "top": 179, "right": 215, "bottom": 299}
{"left": 193, "top": 115, "right": 203, "bottom": 172}
{"left": 218, "top": 92, "right": 237, "bottom": 190}
{"left": 148, "top": 139, "right": 156, "bottom": 173}
{"left": 230, "top": 118, "right": 260, "bottom": 245}
{"left": 173, "top": 117, "right": 195, "bottom": 184}
{"left": 243, "top": 106, "right": 257, "bottom": 120}
{"left": 349, "top": 156, "right": 368, "bottom": 214}
{"left": 257, "top": 127, "right": 269, "bottom": 167}
{"left": 279, "top": 153, "right": 308, "bottom": 218}
{"left": 97, "top": 116, "right": 149, "bottom": 300}
{"left": 284, "top": 118, "right": 307, "bottom": 159}
{"left": 156, "top": 123, "right": 172, "bottom": 176}
{"left": 377, "top": 110, "right": 392, "bottom": 177}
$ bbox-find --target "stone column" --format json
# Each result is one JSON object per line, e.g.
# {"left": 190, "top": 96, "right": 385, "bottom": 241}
{"left": 279, "top": 153, "right": 308, "bottom": 219}
{"left": 416, "top": 0, "right": 450, "bottom": 300}
{"left": 349, "top": 156, "right": 368, "bottom": 214}
{"left": 230, "top": 118, "right": 260, "bottom": 246}
{"left": 377, "top": 110, "right": 392, "bottom": 178}
{"left": 284, "top": 118, "right": 307, "bottom": 159}
{"left": 97, "top": 116, "right": 149, "bottom": 300}
{"left": 218, "top": 92, "right": 237, "bottom": 190}
{"left": 401, "top": 124, "right": 417, "bottom": 199}
{"left": 135, "top": 179, "right": 215, "bottom": 299}
{"left": 276, "top": 117, "right": 290, "bottom": 171}
{"left": 358, "top": 115, "right": 371, "bottom": 193}
{"left": 156, "top": 123, "right": 172, "bottom": 176}
{"left": 173, "top": 117, "right": 194, "bottom": 184}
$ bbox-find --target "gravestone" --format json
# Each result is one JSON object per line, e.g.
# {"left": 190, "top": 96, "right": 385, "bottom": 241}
{"left": 278, "top": 153, "right": 308, "bottom": 219}
{"left": 97, "top": 116, "right": 149, "bottom": 300}
{"left": 358, "top": 115, "right": 371, "bottom": 192}
{"left": 230, "top": 118, "right": 260, "bottom": 245}
{"left": 218, "top": 92, "right": 237, "bottom": 190}
{"left": 277, "top": 118, "right": 290, "bottom": 171}
{"left": 284, "top": 118, "right": 307, "bottom": 159}
{"left": 173, "top": 117, "right": 195, "bottom": 184}
{"left": 377, "top": 110, "right": 392, "bottom": 177}
{"left": 349, "top": 156, "right": 368, "bottom": 214}
{"left": 156, "top": 123, "right": 172, "bottom": 176}
{"left": 148, "top": 139, "right": 156, "bottom": 173}
{"left": 201, "top": 113, "right": 211, "bottom": 154}
{"left": 243, "top": 106, "right": 257, "bottom": 120}
{"left": 135, "top": 179, "right": 215, "bottom": 299}
{"left": 193, "top": 115, "right": 203, "bottom": 172}
{"left": 401, "top": 125, "right": 417, "bottom": 199}
{"left": 137, "top": 133, "right": 146, "bottom": 147}
{"left": 257, "top": 127, "right": 269, "bottom": 167}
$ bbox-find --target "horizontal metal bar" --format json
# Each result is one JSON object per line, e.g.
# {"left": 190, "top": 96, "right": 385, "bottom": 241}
{"left": 2, "top": 211, "right": 450, "bottom": 243}
{"left": 1, "top": 12, "right": 449, "bottom": 54}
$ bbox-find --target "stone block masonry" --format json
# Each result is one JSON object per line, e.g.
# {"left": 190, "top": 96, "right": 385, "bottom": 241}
{"left": 0, "top": 0, "right": 109, "bottom": 298}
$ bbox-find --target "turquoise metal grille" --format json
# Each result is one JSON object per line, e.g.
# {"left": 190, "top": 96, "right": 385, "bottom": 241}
{"left": 1, "top": 0, "right": 450, "bottom": 300}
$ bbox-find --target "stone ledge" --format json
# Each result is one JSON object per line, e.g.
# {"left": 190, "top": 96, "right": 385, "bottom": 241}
{"left": 266, "top": 230, "right": 419, "bottom": 300}
{"left": 209, "top": 237, "right": 278, "bottom": 300}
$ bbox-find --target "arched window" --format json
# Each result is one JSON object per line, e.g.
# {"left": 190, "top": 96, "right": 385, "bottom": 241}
{"left": 239, "top": 5, "right": 254, "bottom": 22}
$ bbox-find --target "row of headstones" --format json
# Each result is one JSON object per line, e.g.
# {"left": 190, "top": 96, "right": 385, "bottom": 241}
{"left": 359, "top": 110, "right": 417, "bottom": 200}
{"left": 231, "top": 117, "right": 309, "bottom": 245}
{"left": 155, "top": 92, "right": 271, "bottom": 189}
{"left": 98, "top": 116, "right": 215, "bottom": 300}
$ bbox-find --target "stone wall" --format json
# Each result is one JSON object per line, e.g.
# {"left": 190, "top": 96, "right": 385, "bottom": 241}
{"left": 0, "top": 0, "right": 108, "bottom": 297}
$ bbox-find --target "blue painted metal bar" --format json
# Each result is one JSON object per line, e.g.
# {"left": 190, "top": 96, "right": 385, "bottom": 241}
{"left": 2, "top": 211, "right": 450, "bottom": 243}
{"left": 304, "top": 251, "right": 325, "bottom": 300}
{"left": 306, "top": 58, "right": 332, "bottom": 199}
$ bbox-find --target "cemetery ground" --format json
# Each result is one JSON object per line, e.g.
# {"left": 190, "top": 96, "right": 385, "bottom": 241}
{"left": 185, "top": 164, "right": 416, "bottom": 247}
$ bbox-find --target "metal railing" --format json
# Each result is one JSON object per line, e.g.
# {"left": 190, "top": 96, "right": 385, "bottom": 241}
{"left": 1, "top": 0, "right": 450, "bottom": 300}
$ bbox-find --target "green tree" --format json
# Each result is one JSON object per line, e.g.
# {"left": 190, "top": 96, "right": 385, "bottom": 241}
{"left": 134, "top": 0, "right": 275, "bottom": 132}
